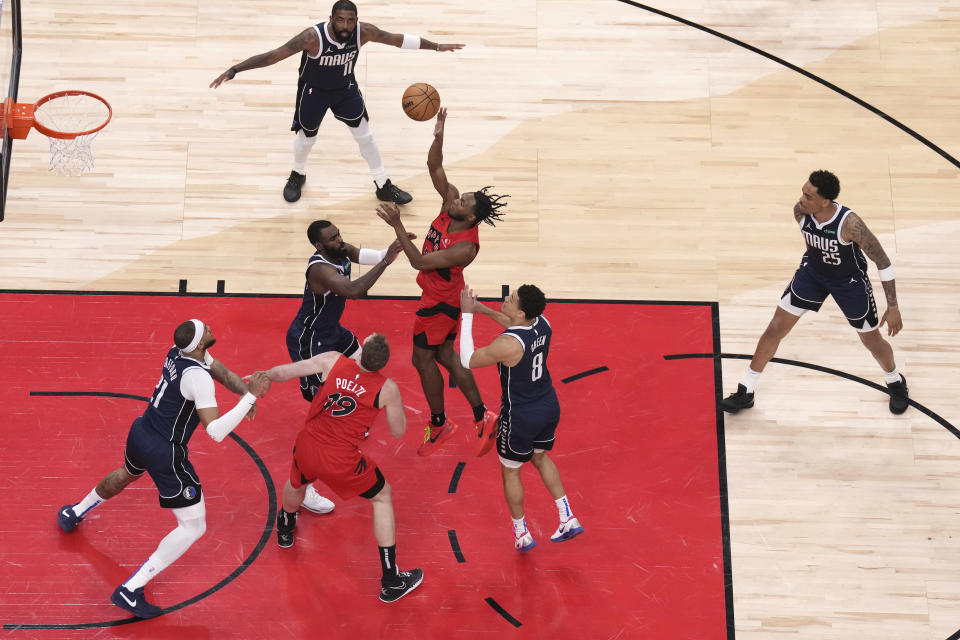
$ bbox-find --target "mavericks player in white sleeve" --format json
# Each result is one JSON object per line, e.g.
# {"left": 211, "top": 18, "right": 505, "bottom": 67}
{"left": 57, "top": 319, "right": 269, "bottom": 618}
{"left": 459, "top": 284, "right": 584, "bottom": 553}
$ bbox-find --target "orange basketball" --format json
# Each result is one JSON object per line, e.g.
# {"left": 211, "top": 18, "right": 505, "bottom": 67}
{"left": 402, "top": 83, "right": 441, "bottom": 121}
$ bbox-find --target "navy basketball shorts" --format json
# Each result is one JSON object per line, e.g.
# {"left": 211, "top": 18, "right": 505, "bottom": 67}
{"left": 292, "top": 81, "right": 367, "bottom": 136}
{"left": 123, "top": 417, "right": 202, "bottom": 509}
{"left": 285, "top": 323, "right": 359, "bottom": 401}
{"left": 780, "top": 264, "right": 880, "bottom": 332}
{"left": 497, "top": 395, "right": 562, "bottom": 467}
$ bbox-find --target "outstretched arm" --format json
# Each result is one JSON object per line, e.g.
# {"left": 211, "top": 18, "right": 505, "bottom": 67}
{"left": 359, "top": 22, "right": 464, "bottom": 52}
{"left": 264, "top": 351, "right": 341, "bottom": 383}
{"left": 842, "top": 212, "right": 902, "bottom": 336}
{"left": 375, "top": 202, "right": 477, "bottom": 270}
{"left": 309, "top": 259, "right": 391, "bottom": 299}
{"left": 210, "top": 28, "right": 318, "bottom": 88}
{"left": 427, "top": 108, "right": 459, "bottom": 204}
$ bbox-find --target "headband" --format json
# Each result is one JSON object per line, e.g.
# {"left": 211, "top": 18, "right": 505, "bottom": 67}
{"left": 183, "top": 319, "right": 205, "bottom": 352}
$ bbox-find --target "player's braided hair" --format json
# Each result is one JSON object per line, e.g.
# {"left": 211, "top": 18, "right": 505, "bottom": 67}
{"left": 472, "top": 187, "right": 508, "bottom": 228}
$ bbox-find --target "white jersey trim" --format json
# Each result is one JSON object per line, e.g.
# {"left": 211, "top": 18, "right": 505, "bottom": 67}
{"left": 836, "top": 208, "right": 854, "bottom": 246}
{"left": 810, "top": 202, "right": 842, "bottom": 231}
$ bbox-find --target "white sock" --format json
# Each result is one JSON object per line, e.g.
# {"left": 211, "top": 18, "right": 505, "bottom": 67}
{"left": 741, "top": 367, "right": 762, "bottom": 394}
{"left": 884, "top": 367, "right": 903, "bottom": 384}
{"left": 74, "top": 488, "right": 105, "bottom": 517}
{"left": 292, "top": 130, "right": 316, "bottom": 174}
{"left": 555, "top": 495, "right": 574, "bottom": 522}
{"left": 349, "top": 119, "right": 388, "bottom": 187}
{"left": 511, "top": 516, "right": 527, "bottom": 537}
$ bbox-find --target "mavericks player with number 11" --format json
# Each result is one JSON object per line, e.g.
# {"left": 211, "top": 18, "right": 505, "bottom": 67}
{"left": 210, "top": 0, "right": 464, "bottom": 204}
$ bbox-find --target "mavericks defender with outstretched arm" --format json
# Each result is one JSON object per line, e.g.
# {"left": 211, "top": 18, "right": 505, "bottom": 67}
{"left": 286, "top": 219, "right": 410, "bottom": 514}
{"left": 57, "top": 320, "right": 269, "bottom": 618}
{"left": 211, "top": 0, "right": 464, "bottom": 203}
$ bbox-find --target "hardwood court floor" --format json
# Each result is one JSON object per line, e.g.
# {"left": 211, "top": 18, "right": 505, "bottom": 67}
{"left": 1, "top": 1, "right": 960, "bottom": 638}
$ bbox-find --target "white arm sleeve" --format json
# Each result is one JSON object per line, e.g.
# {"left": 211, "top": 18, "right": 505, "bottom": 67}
{"left": 358, "top": 248, "right": 388, "bottom": 265}
{"left": 205, "top": 393, "right": 257, "bottom": 443}
{"left": 180, "top": 368, "right": 218, "bottom": 409}
{"left": 459, "top": 313, "right": 475, "bottom": 369}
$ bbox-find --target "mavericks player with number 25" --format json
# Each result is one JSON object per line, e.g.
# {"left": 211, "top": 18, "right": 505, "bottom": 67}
{"left": 721, "top": 170, "right": 910, "bottom": 415}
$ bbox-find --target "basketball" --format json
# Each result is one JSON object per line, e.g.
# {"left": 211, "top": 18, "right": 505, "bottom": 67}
{"left": 402, "top": 83, "right": 440, "bottom": 121}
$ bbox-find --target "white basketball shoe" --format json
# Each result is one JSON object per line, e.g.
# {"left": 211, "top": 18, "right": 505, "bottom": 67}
{"left": 550, "top": 517, "right": 584, "bottom": 543}
{"left": 301, "top": 485, "right": 335, "bottom": 514}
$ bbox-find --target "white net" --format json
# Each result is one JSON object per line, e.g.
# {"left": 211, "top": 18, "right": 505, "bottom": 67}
{"left": 47, "top": 134, "right": 98, "bottom": 176}
{"left": 33, "top": 93, "right": 110, "bottom": 176}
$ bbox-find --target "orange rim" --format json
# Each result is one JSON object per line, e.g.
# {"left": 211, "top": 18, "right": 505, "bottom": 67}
{"left": 30, "top": 90, "right": 112, "bottom": 139}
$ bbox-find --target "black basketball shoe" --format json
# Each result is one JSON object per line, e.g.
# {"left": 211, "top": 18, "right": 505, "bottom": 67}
{"left": 886, "top": 375, "right": 909, "bottom": 414}
{"left": 375, "top": 179, "right": 412, "bottom": 205}
{"left": 720, "top": 384, "right": 754, "bottom": 414}
{"left": 379, "top": 568, "right": 423, "bottom": 603}
{"left": 276, "top": 509, "right": 298, "bottom": 549}
{"left": 283, "top": 171, "right": 306, "bottom": 202}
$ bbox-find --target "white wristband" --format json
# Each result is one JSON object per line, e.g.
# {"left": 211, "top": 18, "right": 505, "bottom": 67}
{"left": 459, "top": 313, "right": 475, "bottom": 369}
{"left": 401, "top": 34, "right": 421, "bottom": 50}
{"left": 358, "top": 247, "right": 388, "bottom": 265}
{"left": 878, "top": 266, "right": 895, "bottom": 281}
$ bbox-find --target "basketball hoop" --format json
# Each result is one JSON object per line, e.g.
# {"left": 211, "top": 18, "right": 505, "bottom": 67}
{"left": 3, "top": 91, "right": 112, "bottom": 175}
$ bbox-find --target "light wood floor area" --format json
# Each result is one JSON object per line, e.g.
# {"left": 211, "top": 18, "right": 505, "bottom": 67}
{"left": 3, "top": 1, "right": 960, "bottom": 637}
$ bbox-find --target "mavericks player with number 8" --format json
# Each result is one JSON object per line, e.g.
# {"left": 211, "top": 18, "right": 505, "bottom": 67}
{"left": 459, "top": 285, "right": 584, "bottom": 553}
{"left": 210, "top": 0, "right": 464, "bottom": 204}
{"left": 721, "top": 170, "right": 910, "bottom": 415}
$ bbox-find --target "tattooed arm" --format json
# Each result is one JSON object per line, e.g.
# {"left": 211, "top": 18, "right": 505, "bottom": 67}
{"left": 793, "top": 201, "right": 805, "bottom": 224}
{"left": 210, "top": 28, "right": 319, "bottom": 88}
{"left": 209, "top": 358, "right": 251, "bottom": 395}
{"left": 842, "top": 212, "right": 902, "bottom": 336}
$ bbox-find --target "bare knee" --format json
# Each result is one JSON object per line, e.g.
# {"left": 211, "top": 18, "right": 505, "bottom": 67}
{"left": 370, "top": 481, "right": 392, "bottom": 504}
{"left": 411, "top": 349, "right": 435, "bottom": 372}
{"left": 434, "top": 341, "right": 459, "bottom": 371}
{"left": 530, "top": 451, "right": 547, "bottom": 468}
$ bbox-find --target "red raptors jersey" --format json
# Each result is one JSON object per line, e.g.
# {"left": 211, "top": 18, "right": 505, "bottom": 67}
{"left": 416, "top": 211, "right": 480, "bottom": 305}
{"left": 303, "top": 356, "right": 386, "bottom": 449}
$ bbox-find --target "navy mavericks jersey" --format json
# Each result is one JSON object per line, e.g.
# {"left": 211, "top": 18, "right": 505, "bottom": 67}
{"left": 292, "top": 252, "right": 350, "bottom": 344}
{"left": 800, "top": 203, "right": 869, "bottom": 278}
{"left": 498, "top": 316, "right": 555, "bottom": 407}
{"left": 298, "top": 21, "right": 360, "bottom": 90}
{"left": 142, "top": 347, "right": 210, "bottom": 444}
